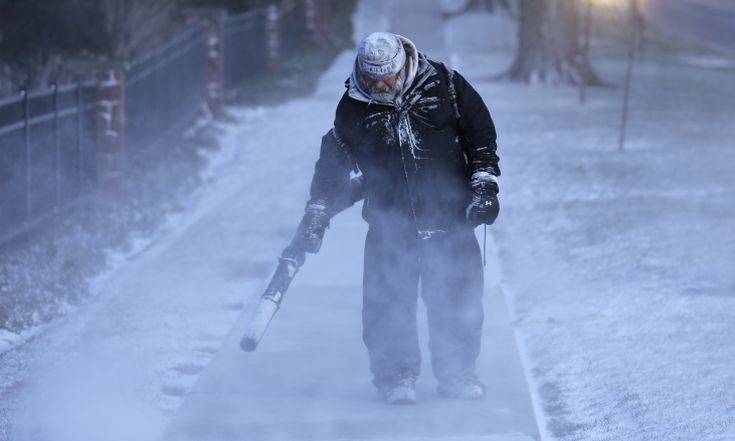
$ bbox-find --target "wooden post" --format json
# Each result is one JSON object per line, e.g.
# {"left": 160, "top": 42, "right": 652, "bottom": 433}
{"left": 580, "top": 0, "right": 592, "bottom": 105}
{"left": 266, "top": 3, "right": 281, "bottom": 73}
{"left": 305, "top": 0, "right": 317, "bottom": 39}
{"left": 185, "top": 8, "right": 227, "bottom": 114}
{"left": 94, "top": 66, "right": 126, "bottom": 197}
{"left": 618, "top": 0, "right": 641, "bottom": 152}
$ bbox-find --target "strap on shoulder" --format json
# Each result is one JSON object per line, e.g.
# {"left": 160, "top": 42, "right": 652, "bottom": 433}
{"left": 439, "top": 62, "right": 461, "bottom": 120}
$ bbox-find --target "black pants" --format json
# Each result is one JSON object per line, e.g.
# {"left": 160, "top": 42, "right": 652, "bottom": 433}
{"left": 362, "top": 223, "right": 484, "bottom": 387}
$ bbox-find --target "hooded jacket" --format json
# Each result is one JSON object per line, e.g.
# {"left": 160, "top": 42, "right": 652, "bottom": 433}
{"left": 309, "top": 36, "right": 500, "bottom": 238}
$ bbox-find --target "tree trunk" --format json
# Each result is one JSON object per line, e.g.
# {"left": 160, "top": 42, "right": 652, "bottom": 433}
{"left": 503, "top": 0, "right": 602, "bottom": 85}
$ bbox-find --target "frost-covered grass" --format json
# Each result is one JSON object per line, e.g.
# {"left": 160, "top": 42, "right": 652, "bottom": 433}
{"left": 0, "top": 115, "right": 220, "bottom": 440}
{"left": 432, "top": 4, "right": 735, "bottom": 438}
{"left": 473, "top": 40, "right": 735, "bottom": 441}
{"left": 0, "top": 116, "right": 218, "bottom": 335}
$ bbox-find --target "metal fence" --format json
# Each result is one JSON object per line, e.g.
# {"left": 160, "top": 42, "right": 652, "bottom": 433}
{"left": 0, "top": 28, "right": 206, "bottom": 242}
{"left": 126, "top": 26, "right": 206, "bottom": 161}
{"left": 224, "top": 11, "right": 267, "bottom": 89}
{"left": 0, "top": 81, "right": 98, "bottom": 242}
{"left": 0, "top": 0, "right": 325, "bottom": 246}
{"left": 223, "top": 1, "right": 305, "bottom": 90}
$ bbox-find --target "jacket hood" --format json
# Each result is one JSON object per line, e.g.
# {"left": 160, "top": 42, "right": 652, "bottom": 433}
{"left": 348, "top": 34, "right": 436, "bottom": 106}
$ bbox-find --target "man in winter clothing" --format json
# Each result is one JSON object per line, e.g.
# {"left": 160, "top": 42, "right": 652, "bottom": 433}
{"left": 300, "top": 32, "right": 500, "bottom": 404}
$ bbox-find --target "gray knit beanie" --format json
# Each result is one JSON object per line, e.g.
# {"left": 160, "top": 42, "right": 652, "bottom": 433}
{"left": 357, "top": 32, "right": 407, "bottom": 80}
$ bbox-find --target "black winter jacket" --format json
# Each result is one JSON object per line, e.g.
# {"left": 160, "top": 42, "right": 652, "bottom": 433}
{"left": 309, "top": 55, "right": 500, "bottom": 238}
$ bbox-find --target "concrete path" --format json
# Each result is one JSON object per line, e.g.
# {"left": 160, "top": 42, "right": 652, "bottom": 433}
{"left": 163, "top": 211, "right": 538, "bottom": 441}
{"left": 163, "top": 1, "right": 540, "bottom": 440}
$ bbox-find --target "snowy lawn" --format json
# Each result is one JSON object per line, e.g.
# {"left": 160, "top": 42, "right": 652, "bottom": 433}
{"left": 476, "top": 46, "right": 735, "bottom": 441}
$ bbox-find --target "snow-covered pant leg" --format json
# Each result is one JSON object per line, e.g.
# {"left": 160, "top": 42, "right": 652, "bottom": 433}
{"left": 420, "top": 226, "right": 484, "bottom": 384}
{"left": 362, "top": 227, "right": 421, "bottom": 387}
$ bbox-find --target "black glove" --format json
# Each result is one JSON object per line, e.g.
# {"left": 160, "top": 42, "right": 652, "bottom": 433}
{"left": 300, "top": 201, "right": 330, "bottom": 253}
{"left": 465, "top": 171, "right": 500, "bottom": 227}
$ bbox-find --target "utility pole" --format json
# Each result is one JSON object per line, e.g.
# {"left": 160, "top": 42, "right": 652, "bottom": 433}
{"left": 618, "top": 0, "right": 642, "bottom": 152}
{"left": 580, "top": 0, "right": 593, "bottom": 105}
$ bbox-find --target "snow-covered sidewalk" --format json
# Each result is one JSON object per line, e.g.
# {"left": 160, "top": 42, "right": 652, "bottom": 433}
{"left": 162, "top": 175, "right": 538, "bottom": 441}
{"left": 164, "top": 1, "right": 540, "bottom": 440}
{"left": 3, "top": 2, "right": 540, "bottom": 440}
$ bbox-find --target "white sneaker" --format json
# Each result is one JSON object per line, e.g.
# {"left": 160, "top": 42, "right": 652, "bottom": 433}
{"left": 438, "top": 377, "right": 486, "bottom": 400}
{"left": 378, "top": 377, "right": 417, "bottom": 405}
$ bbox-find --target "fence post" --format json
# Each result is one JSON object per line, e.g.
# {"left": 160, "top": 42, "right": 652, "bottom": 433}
{"left": 68, "top": 59, "right": 126, "bottom": 199}
{"left": 304, "top": 0, "right": 327, "bottom": 43}
{"left": 185, "top": 8, "right": 226, "bottom": 114}
{"left": 93, "top": 65, "right": 126, "bottom": 197}
{"left": 305, "top": 0, "right": 316, "bottom": 37}
{"left": 266, "top": 3, "right": 281, "bottom": 73}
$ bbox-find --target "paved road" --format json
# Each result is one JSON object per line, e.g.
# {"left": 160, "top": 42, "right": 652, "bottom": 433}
{"left": 643, "top": 0, "right": 735, "bottom": 53}
{"left": 162, "top": 1, "right": 540, "bottom": 440}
